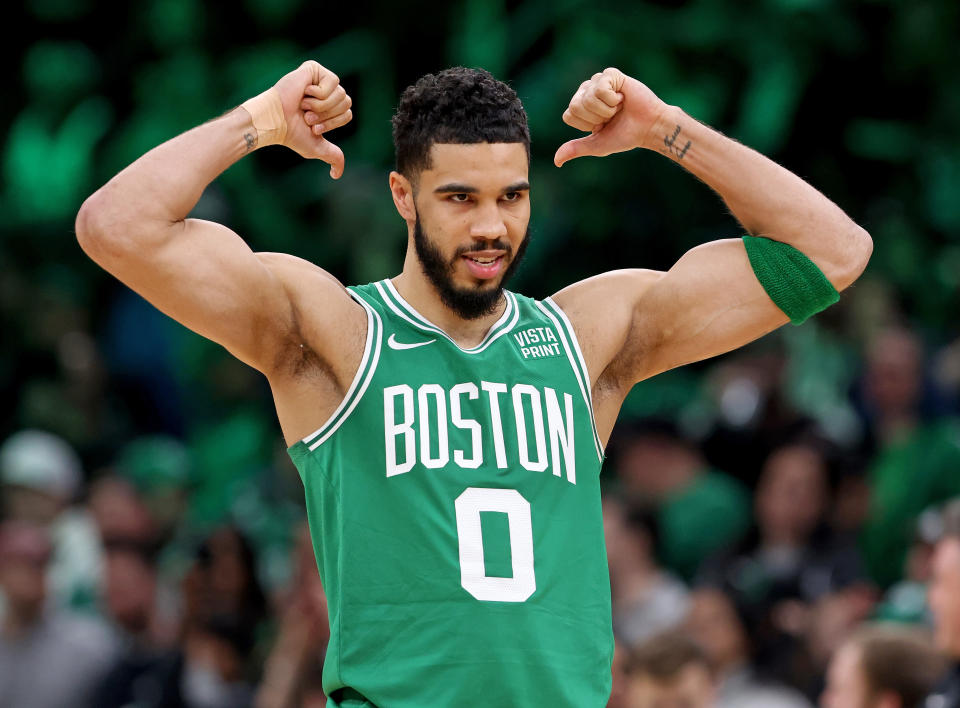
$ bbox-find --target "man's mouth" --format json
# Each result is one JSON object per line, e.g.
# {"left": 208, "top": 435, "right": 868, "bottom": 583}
{"left": 461, "top": 250, "right": 506, "bottom": 280}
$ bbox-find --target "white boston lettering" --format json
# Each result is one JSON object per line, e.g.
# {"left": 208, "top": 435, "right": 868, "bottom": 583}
{"left": 384, "top": 384, "right": 415, "bottom": 477}
{"left": 545, "top": 388, "right": 576, "bottom": 484}
{"left": 418, "top": 384, "right": 449, "bottom": 469}
{"left": 512, "top": 384, "right": 548, "bottom": 472}
{"left": 381, "top": 381, "right": 579, "bottom": 484}
{"left": 450, "top": 383, "right": 482, "bottom": 469}
{"left": 480, "top": 381, "right": 509, "bottom": 469}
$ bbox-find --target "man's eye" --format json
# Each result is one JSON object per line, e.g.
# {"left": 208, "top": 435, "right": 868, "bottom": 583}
{"left": 450, "top": 194, "right": 470, "bottom": 202}
{"left": 503, "top": 192, "right": 522, "bottom": 201}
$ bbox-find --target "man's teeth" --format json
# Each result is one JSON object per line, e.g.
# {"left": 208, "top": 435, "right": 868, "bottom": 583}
{"left": 468, "top": 256, "right": 498, "bottom": 264}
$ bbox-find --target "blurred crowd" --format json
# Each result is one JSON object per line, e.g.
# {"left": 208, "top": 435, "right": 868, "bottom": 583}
{"left": 0, "top": 429, "right": 328, "bottom": 708}
{"left": 603, "top": 322, "right": 960, "bottom": 708}
{"left": 2, "top": 301, "right": 960, "bottom": 708}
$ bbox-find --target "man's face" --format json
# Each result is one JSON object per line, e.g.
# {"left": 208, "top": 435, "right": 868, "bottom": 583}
{"left": 104, "top": 549, "right": 155, "bottom": 633}
{"left": 684, "top": 590, "right": 746, "bottom": 671}
{"left": 755, "top": 445, "right": 827, "bottom": 543}
{"left": 820, "top": 643, "right": 872, "bottom": 708}
{"left": 929, "top": 538, "right": 960, "bottom": 656}
{"left": 410, "top": 142, "right": 531, "bottom": 319}
{"left": 627, "top": 664, "right": 715, "bottom": 708}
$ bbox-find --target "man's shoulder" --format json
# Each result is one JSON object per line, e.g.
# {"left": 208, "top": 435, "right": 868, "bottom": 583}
{"left": 256, "top": 252, "right": 348, "bottom": 293}
{"left": 550, "top": 269, "right": 664, "bottom": 313}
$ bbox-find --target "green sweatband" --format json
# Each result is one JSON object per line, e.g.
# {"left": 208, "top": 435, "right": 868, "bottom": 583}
{"left": 742, "top": 235, "right": 840, "bottom": 325}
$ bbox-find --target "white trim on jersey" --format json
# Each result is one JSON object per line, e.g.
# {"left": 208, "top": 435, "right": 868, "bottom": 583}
{"left": 301, "top": 291, "right": 384, "bottom": 450}
{"left": 535, "top": 299, "right": 604, "bottom": 462}
{"left": 376, "top": 279, "right": 520, "bottom": 355}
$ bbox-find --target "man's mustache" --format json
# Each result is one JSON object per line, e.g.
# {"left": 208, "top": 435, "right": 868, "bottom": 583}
{"left": 451, "top": 241, "right": 513, "bottom": 259}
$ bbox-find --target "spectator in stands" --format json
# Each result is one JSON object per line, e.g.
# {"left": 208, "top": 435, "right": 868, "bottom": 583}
{"left": 182, "top": 526, "right": 267, "bottom": 638}
{"left": 626, "top": 629, "right": 716, "bottom": 708}
{"left": 0, "top": 429, "right": 102, "bottom": 611}
{"left": 91, "top": 537, "right": 175, "bottom": 707}
{"left": 114, "top": 435, "right": 192, "bottom": 542}
{"left": 88, "top": 479, "right": 181, "bottom": 708}
{"left": 255, "top": 524, "right": 329, "bottom": 708}
{"left": 925, "top": 498, "right": 960, "bottom": 706}
{"left": 873, "top": 507, "right": 940, "bottom": 623}
{"left": 858, "top": 327, "right": 960, "bottom": 587}
{"left": 0, "top": 521, "right": 115, "bottom": 708}
{"left": 123, "top": 526, "right": 266, "bottom": 708}
{"left": 685, "top": 587, "right": 811, "bottom": 708}
{"left": 604, "top": 496, "right": 689, "bottom": 649}
{"left": 88, "top": 475, "right": 158, "bottom": 547}
{"left": 123, "top": 613, "right": 257, "bottom": 708}
{"left": 787, "top": 588, "right": 877, "bottom": 701}
{"left": 700, "top": 439, "right": 865, "bottom": 634}
{"left": 611, "top": 419, "right": 750, "bottom": 580}
{"left": 821, "top": 624, "right": 946, "bottom": 708}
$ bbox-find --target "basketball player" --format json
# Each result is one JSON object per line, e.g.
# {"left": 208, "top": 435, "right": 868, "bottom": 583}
{"left": 76, "top": 61, "right": 871, "bottom": 706}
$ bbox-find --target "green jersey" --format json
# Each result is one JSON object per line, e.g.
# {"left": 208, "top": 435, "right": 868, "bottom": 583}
{"left": 288, "top": 279, "right": 612, "bottom": 707}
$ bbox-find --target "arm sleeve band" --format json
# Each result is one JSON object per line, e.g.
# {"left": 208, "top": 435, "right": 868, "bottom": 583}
{"left": 742, "top": 235, "right": 840, "bottom": 325}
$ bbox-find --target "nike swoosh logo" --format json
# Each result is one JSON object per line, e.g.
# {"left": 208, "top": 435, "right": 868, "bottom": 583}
{"left": 387, "top": 333, "right": 436, "bottom": 350}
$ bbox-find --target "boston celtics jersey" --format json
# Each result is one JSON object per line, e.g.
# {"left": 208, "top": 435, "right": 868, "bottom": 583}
{"left": 288, "top": 279, "right": 613, "bottom": 707}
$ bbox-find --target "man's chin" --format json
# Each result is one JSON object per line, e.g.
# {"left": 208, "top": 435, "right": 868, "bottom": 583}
{"left": 434, "top": 275, "right": 506, "bottom": 320}
{"left": 466, "top": 276, "right": 504, "bottom": 290}
{"left": 448, "top": 275, "right": 505, "bottom": 296}
{"left": 449, "top": 279, "right": 504, "bottom": 302}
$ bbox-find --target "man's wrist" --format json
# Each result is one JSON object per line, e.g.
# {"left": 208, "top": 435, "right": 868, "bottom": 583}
{"left": 240, "top": 87, "right": 287, "bottom": 149}
{"left": 641, "top": 105, "right": 692, "bottom": 161}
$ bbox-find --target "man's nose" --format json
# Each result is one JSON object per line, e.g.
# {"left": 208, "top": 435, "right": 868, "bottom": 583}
{"left": 470, "top": 202, "right": 508, "bottom": 241}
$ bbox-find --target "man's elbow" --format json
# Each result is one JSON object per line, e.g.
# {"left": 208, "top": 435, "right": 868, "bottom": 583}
{"left": 75, "top": 189, "right": 138, "bottom": 265}
{"left": 75, "top": 193, "right": 104, "bottom": 259}
{"left": 835, "top": 223, "right": 873, "bottom": 291}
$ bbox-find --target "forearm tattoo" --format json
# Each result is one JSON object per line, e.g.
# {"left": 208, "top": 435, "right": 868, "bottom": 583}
{"left": 243, "top": 131, "right": 257, "bottom": 152}
{"left": 663, "top": 125, "right": 691, "bottom": 160}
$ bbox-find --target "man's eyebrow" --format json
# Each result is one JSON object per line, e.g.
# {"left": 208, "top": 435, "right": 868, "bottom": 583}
{"left": 432, "top": 181, "right": 531, "bottom": 194}
{"left": 434, "top": 183, "right": 477, "bottom": 194}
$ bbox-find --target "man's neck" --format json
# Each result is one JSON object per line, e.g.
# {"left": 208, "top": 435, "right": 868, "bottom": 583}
{"left": 391, "top": 269, "right": 507, "bottom": 349}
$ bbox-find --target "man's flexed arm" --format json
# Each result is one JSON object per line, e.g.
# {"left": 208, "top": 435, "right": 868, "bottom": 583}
{"left": 553, "top": 69, "right": 872, "bottom": 385}
{"left": 75, "top": 61, "right": 354, "bottom": 373}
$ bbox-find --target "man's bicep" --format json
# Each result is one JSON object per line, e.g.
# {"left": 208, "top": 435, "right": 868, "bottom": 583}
{"left": 551, "top": 269, "right": 664, "bottom": 385}
{"left": 632, "top": 239, "right": 788, "bottom": 381}
{"left": 85, "top": 217, "right": 296, "bottom": 371}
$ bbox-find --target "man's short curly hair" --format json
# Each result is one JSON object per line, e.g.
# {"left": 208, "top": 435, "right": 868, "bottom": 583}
{"left": 391, "top": 67, "right": 530, "bottom": 180}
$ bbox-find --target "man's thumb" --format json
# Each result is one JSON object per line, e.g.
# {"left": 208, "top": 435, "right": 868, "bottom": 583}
{"left": 316, "top": 139, "right": 345, "bottom": 179}
{"left": 554, "top": 134, "right": 602, "bottom": 167}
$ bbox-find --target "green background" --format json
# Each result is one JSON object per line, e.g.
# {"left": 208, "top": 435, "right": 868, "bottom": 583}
{"left": 2, "top": 0, "right": 959, "bottom": 567}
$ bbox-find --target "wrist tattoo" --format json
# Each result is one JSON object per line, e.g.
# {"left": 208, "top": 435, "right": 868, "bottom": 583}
{"left": 243, "top": 131, "right": 257, "bottom": 152}
{"left": 663, "top": 125, "right": 691, "bottom": 160}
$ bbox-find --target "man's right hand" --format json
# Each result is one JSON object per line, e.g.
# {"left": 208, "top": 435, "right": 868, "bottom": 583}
{"left": 248, "top": 60, "right": 353, "bottom": 177}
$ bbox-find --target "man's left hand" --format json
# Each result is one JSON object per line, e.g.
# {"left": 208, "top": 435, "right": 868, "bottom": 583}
{"left": 554, "top": 68, "right": 669, "bottom": 167}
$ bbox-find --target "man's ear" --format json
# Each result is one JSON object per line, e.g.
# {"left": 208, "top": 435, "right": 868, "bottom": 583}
{"left": 389, "top": 171, "right": 417, "bottom": 221}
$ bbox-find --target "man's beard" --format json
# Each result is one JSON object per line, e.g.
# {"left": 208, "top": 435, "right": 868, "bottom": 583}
{"left": 413, "top": 215, "right": 530, "bottom": 320}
